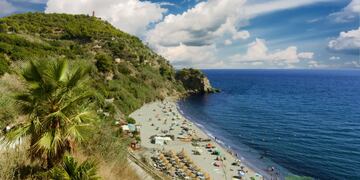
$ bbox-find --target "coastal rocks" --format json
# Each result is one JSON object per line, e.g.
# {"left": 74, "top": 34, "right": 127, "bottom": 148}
{"left": 175, "top": 68, "right": 219, "bottom": 94}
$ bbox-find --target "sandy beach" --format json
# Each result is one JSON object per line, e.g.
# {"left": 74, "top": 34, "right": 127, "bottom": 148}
{"left": 130, "top": 98, "right": 266, "bottom": 180}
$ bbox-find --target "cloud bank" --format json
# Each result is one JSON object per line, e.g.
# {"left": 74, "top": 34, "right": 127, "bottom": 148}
{"left": 146, "top": 0, "right": 250, "bottom": 48}
{"left": 230, "top": 39, "right": 314, "bottom": 67}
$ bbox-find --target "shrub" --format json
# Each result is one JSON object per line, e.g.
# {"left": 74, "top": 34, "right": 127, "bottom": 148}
{"left": 95, "top": 53, "right": 112, "bottom": 72}
{"left": 0, "top": 55, "right": 10, "bottom": 75}
{"left": 126, "top": 117, "right": 136, "bottom": 124}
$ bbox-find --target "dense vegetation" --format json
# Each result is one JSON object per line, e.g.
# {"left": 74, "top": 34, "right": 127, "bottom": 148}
{"left": 0, "top": 12, "right": 185, "bottom": 119}
{"left": 0, "top": 12, "right": 187, "bottom": 179}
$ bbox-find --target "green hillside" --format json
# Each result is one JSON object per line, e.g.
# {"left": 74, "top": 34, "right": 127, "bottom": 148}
{"left": 0, "top": 13, "right": 188, "bottom": 179}
{"left": 0, "top": 12, "right": 185, "bottom": 117}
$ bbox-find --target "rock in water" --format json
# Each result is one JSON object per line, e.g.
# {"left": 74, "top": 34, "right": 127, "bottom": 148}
{"left": 176, "top": 68, "right": 219, "bottom": 94}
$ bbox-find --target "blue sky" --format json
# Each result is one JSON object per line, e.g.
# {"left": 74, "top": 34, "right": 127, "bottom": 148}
{"left": 0, "top": 0, "right": 359, "bottom": 69}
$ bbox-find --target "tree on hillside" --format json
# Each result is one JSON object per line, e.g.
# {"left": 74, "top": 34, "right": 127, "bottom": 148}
{"left": 2, "top": 59, "right": 97, "bottom": 168}
{"left": 48, "top": 155, "right": 99, "bottom": 180}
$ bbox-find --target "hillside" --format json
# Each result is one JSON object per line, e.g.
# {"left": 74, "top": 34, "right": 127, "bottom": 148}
{"left": 0, "top": 13, "right": 210, "bottom": 179}
{"left": 0, "top": 13, "right": 186, "bottom": 117}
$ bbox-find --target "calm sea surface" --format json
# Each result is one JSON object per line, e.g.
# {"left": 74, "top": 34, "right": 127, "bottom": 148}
{"left": 178, "top": 70, "right": 360, "bottom": 180}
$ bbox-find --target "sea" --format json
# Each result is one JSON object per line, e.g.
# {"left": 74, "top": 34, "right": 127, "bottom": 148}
{"left": 177, "top": 69, "right": 360, "bottom": 180}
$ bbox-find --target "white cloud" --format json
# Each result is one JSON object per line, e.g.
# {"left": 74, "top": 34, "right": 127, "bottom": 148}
{"left": 145, "top": 0, "right": 332, "bottom": 68}
{"left": 298, "top": 52, "right": 315, "bottom": 59}
{"left": 328, "top": 27, "right": 360, "bottom": 53}
{"left": 158, "top": 2, "right": 177, "bottom": 7}
{"left": 146, "top": 0, "right": 249, "bottom": 48}
{"left": 329, "top": 0, "right": 360, "bottom": 23}
{"left": 224, "top": 39, "right": 233, "bottom": 45}
{"left": 0, "top": 0, "right": 17, "bottom": 16}
{"left": 351, "top": 61, "right": 360, "bottom": 67}
{"left": 308, "top": 60, "right": 319, "bottom": 68}
{"left": 231, "top": 38, "right": 314, "bottom": 66}
{"left": 307, "top": 17, "right": 322, "bottom": 23}
{"left": 157, "top": 43, "right": 223, "bottom": 68}
{"left": 45, "top": 0, "right": 167, "bottom": 36}
{"left": 244, "top": 0, "right": 336, "bottom": 18}
{"left": 329, "top": 56, "right": 341, "bottom": 60}
{"left": 344, "top": 60, "right": 360, "bottom": 67}
{"left": 232, "top": 30, "right": 250, "bottom": 40}
{"left": 307, "top": 60, "right": 329, "bottom": 68}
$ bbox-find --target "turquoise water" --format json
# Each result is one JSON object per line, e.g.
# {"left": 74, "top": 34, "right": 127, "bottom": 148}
{"left": 178, "top": 70, "right": 360, "bottom": 180}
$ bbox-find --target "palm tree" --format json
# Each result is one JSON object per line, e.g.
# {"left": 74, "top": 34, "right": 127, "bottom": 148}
{"left": 3, "top": 60, "right": 97, "bottom": 168}
{"left": 48, "top": 155, "right": 99, "bottom": 180}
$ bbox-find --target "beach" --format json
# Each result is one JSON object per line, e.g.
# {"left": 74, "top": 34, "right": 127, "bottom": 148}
{"left": 130, "top": 98, "right": 266, "bottom": 180}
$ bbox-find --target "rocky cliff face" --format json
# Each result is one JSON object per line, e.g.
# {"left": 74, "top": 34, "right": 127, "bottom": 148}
{"left": 176, "top": 68, "right": 219, "bottom": 94}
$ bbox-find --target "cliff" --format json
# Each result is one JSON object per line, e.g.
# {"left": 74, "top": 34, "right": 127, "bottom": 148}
{"left": 176, "top": 68, "right": 219, "bottom": 94}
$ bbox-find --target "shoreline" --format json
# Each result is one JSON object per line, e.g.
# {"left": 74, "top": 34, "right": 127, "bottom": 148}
{"left": 130, "top": 98, "right": 270, "bottom": 180}
{"left": 175, "top": 102, "right": 277, "bottom": 180}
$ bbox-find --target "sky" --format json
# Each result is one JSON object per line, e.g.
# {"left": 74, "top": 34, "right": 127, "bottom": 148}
{"left": 0, "top": 0, "right": 359, "bottom": 69}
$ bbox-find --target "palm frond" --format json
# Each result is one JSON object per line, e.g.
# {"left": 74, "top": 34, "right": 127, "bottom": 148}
{"left": 3, "top": 124, "right": 31, "bottom": 145}
{"left": 78, "top": 159, "right": 99, "bottom": 180}
{"left": 48, "top": 156, "right": 99, "bottom": 180}
{"left": 71, "top": 110, "right": 97, "bottom": 124}
{"left": 59, "top": 93, "right": 94, "bottom": 113}
{"left": 22, "top": 61, "right": 44, "bottom": 83}
{"left": 65, "top": 124, "right": 92, "bottom": 142}
{"left": 51, "top": 60, "right": 68, "bottom": 82}
{"left": 66, "top": 67, "right": 87, "bottom": 90}
{"left": 34, "top": 131, "right": 53, "bottom": 153}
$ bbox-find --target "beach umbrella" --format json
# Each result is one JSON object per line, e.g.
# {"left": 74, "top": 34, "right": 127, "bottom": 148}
{"left": 175, "top": 157, "right": 180, "bottom": 164}
{"left": 204, "top": 172, "right": 211, "bottom": 180}
{"left": 170, "top": 150, "right": 176, "bottom": 157}
{"left": 159, "top": 155, "right": 165, "bottom": 161}
{"left": 186, "top": 170, "right": 192, "bottom": 177}
{"left": 194, "top": 165, "right": 201, "bottom": 171}
{"left": 182, "top": 166, "right": 188, "bottom": 172}
{"left": 178, "top": 162, "right": 184, "bottom": 168}
{"left": 185, "top": 156, "right": 192, "bottom": 163}
{"left": 175, "top": 155, "right": 180, "bottom": 160}
{"left": 169, "top": 169, "right": 176, "bottom": 177}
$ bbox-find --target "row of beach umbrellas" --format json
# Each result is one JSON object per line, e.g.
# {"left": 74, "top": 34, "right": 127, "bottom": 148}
{"left": 155, "top": 150, "right": 210, "bottom": 180}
